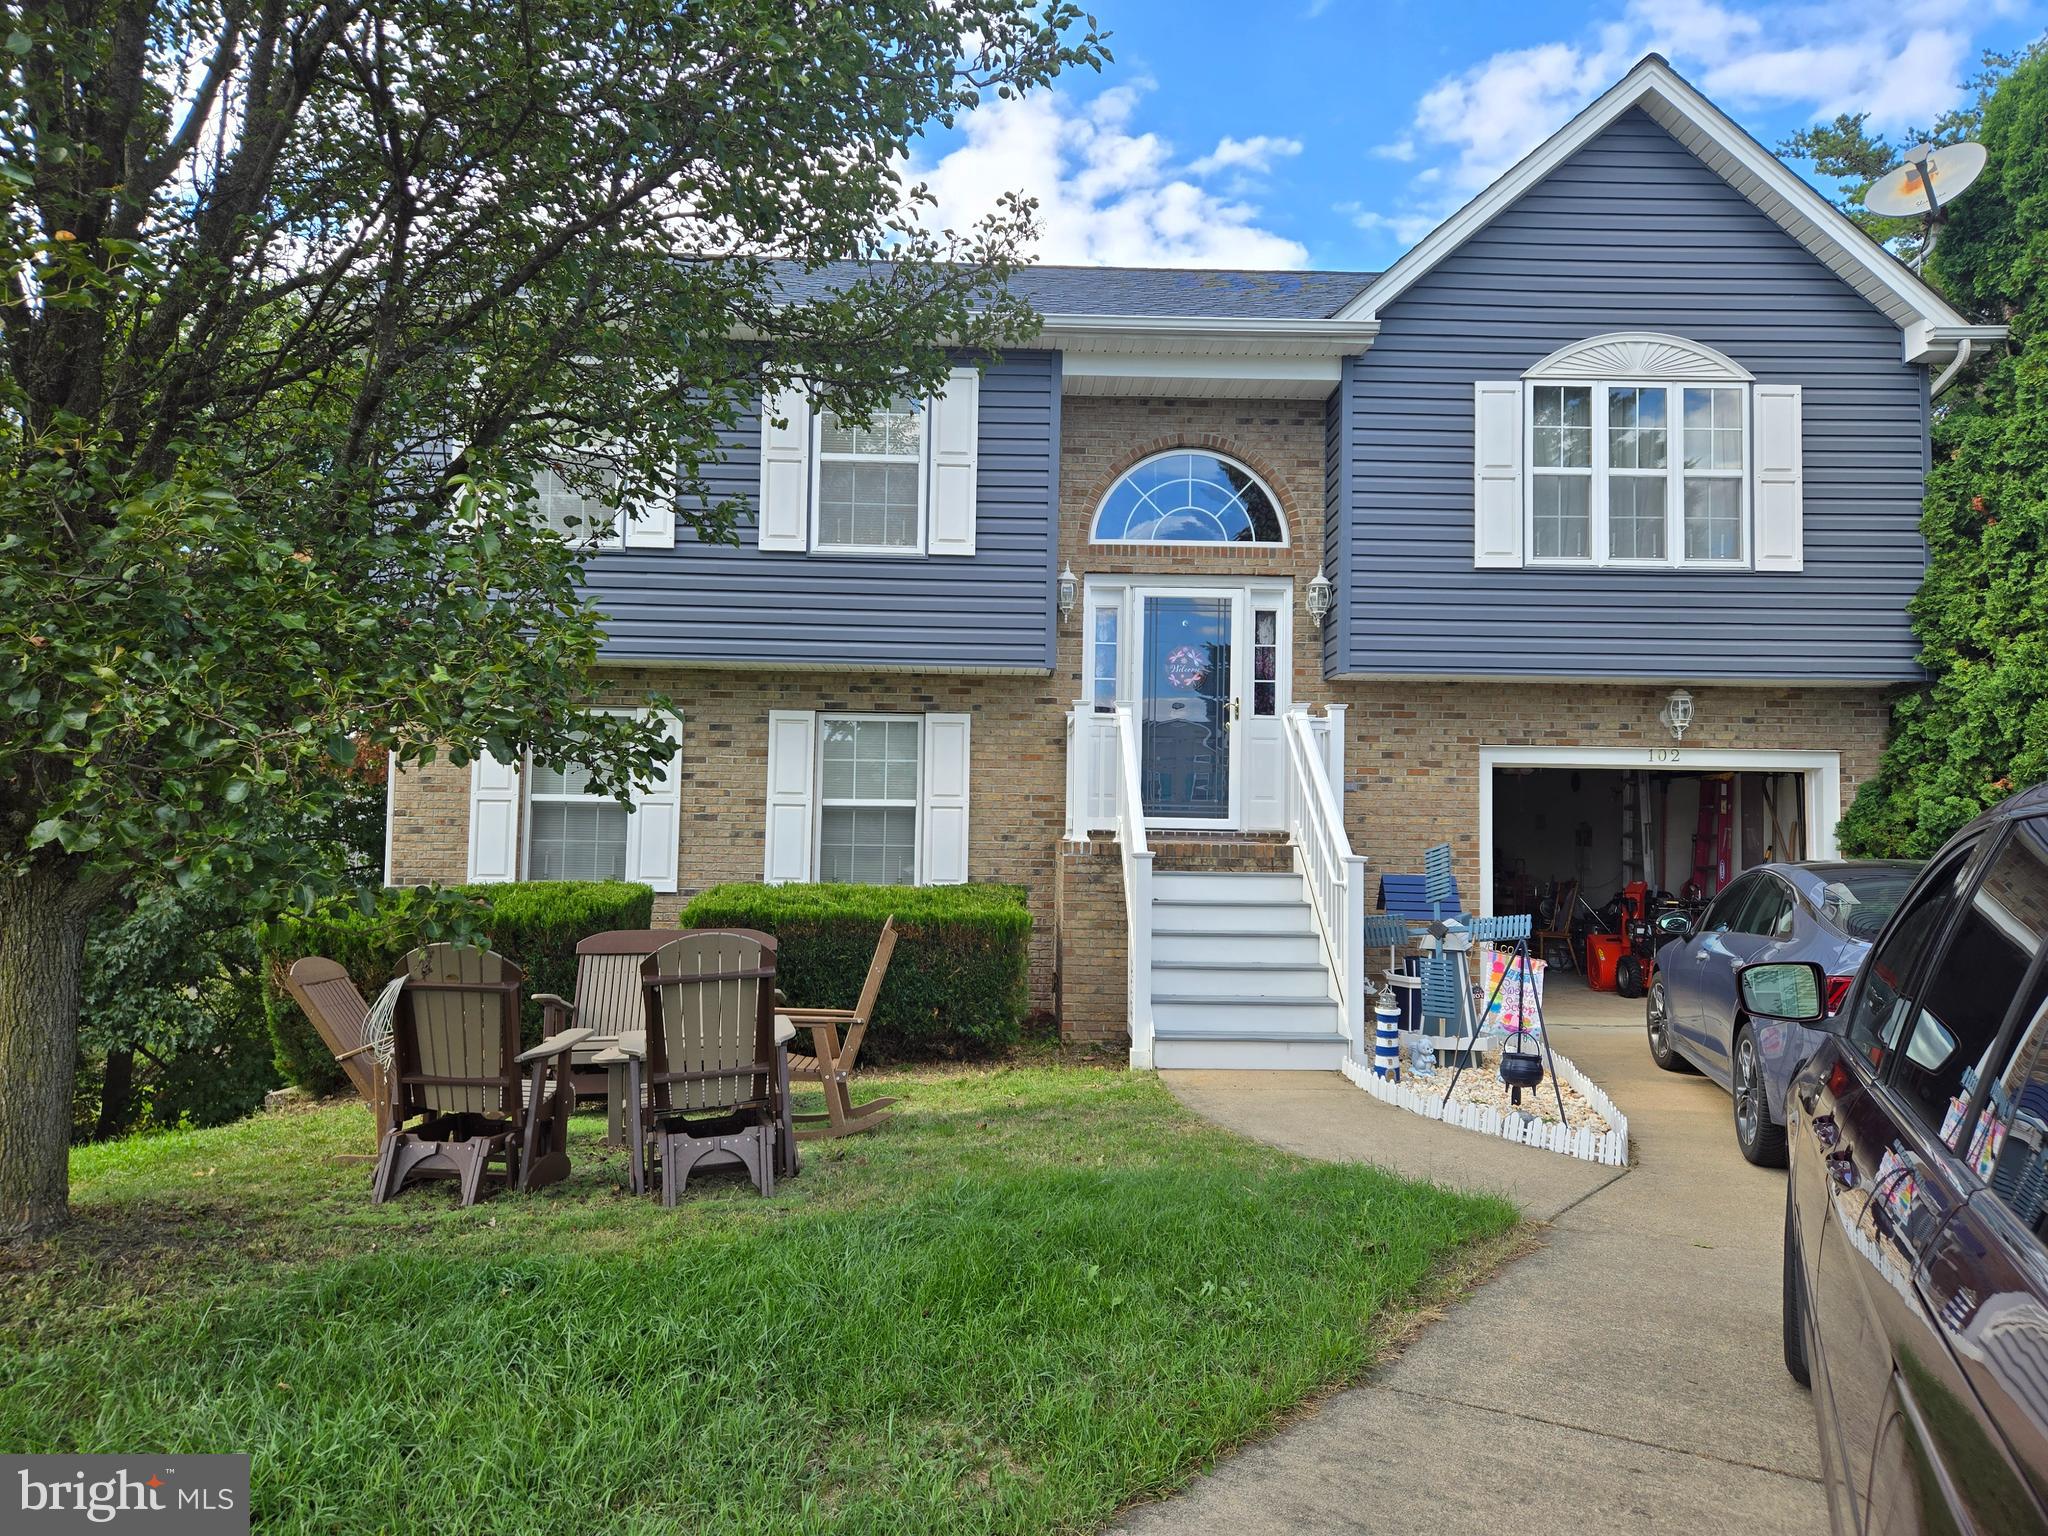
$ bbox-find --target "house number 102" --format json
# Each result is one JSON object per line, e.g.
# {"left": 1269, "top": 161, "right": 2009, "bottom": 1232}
{"left": 1648, "top": 747, "right": 1684, "bottom": 765}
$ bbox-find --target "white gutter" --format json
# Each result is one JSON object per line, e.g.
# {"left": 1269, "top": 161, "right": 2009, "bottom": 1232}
{"left": 1930, "top": 338, "right": 1974, "bottom": 399}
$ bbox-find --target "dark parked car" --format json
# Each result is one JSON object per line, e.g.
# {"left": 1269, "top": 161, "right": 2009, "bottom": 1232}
{"left": 1647, "top": 860, "right": 1921, "bottom": 1165}
{"left": 1758, "top": 786, "right": 2048, "bottom": 1535}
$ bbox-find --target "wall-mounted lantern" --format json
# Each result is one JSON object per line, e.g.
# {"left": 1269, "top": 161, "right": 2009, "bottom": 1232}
{"left": 1306, "top": 566, "right": 1333, "bottom": 628}
{"left": 1659, "top": 688, "right": 1695, "bottom": 742}
{"left": 1057, "top": 563, "right": 1079, "bottom": 625}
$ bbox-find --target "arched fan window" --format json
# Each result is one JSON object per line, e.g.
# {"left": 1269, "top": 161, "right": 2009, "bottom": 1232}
{"left": 1091, "top": 450, "right": 1286, "bottom": 545}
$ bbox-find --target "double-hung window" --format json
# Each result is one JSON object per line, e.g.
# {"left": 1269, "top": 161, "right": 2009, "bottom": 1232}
{"left": 1528, "top": 383, "right": 1747, "bottom": 567}
{"left": 813, "top": 398, "right": 925, "bottom": 553}
{"left": 534, "top": 461, "right": 625, "bottom": 550}
{"left": 1682, "top": 387, "right": 1746, "bottom": 561}
{"left": 817, "top": 716, "right": 922, "bottom": 884}
{"left": 527, "top": 758, "right": 630, "bottom": 879}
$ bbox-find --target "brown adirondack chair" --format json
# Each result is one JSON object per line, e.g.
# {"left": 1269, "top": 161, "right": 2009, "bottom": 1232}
{"left": 778, "top": 916, "right": 898, "bottom": 1141}
{"left": 278, "top": 956, "right": 394, "bottom": 1153}
{"left": 533, "top": 930, "right": 676, "bottom": 1100}
{"left": 628, "top": 930, "right": 780, "bottom": 1203}
{"left": 371, "top": 944, "right": 590, "bottom": 1206}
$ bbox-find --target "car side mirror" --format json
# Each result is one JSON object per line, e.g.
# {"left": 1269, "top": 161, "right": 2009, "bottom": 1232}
{"left": 1737, "top": 960, "right": 1829, "bottom": 1025}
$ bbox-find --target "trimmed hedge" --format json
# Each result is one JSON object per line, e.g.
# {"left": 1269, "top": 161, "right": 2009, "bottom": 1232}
{"left": 677, "top": 882, "right": 1030, "bottom": 1060}
{"left": 261, "top": 881, "right": 655, "bottom": 1093}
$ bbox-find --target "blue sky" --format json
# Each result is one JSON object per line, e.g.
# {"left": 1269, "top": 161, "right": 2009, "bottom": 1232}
{"left": 907, "top": 0, "right": 2045, "bottom": 271}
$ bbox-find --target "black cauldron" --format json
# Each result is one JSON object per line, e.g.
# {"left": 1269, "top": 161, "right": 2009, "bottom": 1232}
{"left": 1499, "top": 1048, "right": 1544, "bottom": 1104}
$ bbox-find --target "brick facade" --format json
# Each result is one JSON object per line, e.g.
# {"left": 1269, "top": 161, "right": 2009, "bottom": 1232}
{"left": 385, "top": 391, "right": 1899, "bottom": 1048}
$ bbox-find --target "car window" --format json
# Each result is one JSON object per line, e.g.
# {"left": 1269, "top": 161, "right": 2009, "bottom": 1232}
{"left": 1702, "top": 874, "right": 1755, "bottom": 933}
{"left": 1843, "top": 841, "right": 1979, "bottom": 1075}
{"left": 1816, "top": 867, "right": 1918, "bottom": 942}
{"left": 1736, "top": 874, "right": 1795, "bottom": 939}
{"left": 1893, "top": 820, "right": 2048, "bottom": 1146}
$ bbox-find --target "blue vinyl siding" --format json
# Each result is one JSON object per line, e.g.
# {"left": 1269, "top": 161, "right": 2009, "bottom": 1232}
{"left": 1336, "top": 109, "right": 1927, "bottom": 683}
{"left": 579, "top": 350, "right": 1059, "bottom": 671}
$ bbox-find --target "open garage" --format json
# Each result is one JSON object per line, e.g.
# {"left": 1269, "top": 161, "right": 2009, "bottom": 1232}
{"left": 1479, "top": 746, "right": 1843, "bottom": 994}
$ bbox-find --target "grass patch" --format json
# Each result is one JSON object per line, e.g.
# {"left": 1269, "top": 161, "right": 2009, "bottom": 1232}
{"left": 5, "top": 1065, "right": 1516, "bottom": 1535}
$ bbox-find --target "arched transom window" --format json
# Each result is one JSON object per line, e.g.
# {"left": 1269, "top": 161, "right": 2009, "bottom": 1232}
{"left": 1092, "top": 450, "right": 1286, "bottom": 545}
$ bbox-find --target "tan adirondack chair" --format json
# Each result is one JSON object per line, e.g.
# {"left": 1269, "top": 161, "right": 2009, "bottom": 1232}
{"left": 533, "top": 930, "right": 675, "bottom": 1100}
{"left": 371, "top": 944, "right": 590, "bottom": 1206}
{"left": 278, "top": 956, "right": 395, "bottom": 1154}
{"left": 778, "top": 916, "right": 898, "bottom": 1140}
{"left": 629, "top": 930, "right": 780, "bottom": 1203}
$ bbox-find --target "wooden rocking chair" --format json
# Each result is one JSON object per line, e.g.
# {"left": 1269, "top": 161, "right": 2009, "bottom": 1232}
{"left": 370, "top": 944, "right": 590, "bottom": 1206}
{"left": 778, "top": 916, "right": 898, "bottom": 1141}
{"left": 278, "top": 956, "right": 395, "bottom": 1154}
{"left": 629, "top": 930, "right": 781, "bottom": 1204}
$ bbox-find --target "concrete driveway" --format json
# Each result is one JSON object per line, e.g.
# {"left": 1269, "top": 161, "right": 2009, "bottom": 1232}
{"left": 1118, "top": 987, "right": 1826, "bottom": 1534}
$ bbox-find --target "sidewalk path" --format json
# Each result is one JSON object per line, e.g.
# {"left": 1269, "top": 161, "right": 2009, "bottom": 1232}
{"left": 1120, "top": 990, "right": 1826, "bottom": 1534}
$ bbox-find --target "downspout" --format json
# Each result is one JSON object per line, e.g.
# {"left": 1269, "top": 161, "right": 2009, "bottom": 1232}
{"left": 1930, "top": 338, "right": 1974, "bottom": 398}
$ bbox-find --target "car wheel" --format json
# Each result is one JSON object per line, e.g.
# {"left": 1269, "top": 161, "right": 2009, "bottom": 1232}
{"left": 1645, "top": 979, "right": 1697, "bottom": 1073}
{"left": 1615, "top": 954, "right": 1645, "bottom": 999}
{"left": 1783, "top": 1187, "right": 1812, "bottom": 1388}
{"left": 1734, "top": 1025, "right": 1789, "bottom": 1167}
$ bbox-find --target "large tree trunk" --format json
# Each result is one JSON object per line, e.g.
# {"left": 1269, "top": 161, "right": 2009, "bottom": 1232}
{"left": 0, "top": 861, "right": 97, "bottom": 1240}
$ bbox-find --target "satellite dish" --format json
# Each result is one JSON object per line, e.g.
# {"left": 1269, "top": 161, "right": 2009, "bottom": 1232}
{"left": 1864, "top": 141, "right": 1987, "bottom": 217}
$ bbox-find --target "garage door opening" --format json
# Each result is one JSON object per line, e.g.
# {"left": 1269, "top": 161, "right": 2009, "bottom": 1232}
{"left": 1478, "top": 746, "right": 1842, "bottom": 995}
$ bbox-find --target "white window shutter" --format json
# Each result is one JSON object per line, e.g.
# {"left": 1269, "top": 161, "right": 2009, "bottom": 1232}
{"left": 757, "top": 387, "right": 811, "bottom": 553}
{"left": 762, "top": 710, "right": 818, "bottom": 884}
{"left": 1753, "top": 384, "right": 1804, "bottom": 572}
{"left": 624, "top": 710, "right": 683, "bottom": 892}
{"left": 621, "top": 490, "right": 674, "bottom": 548}
{"left": 925, "top": 367, "right": 980, "bottom": 556}
{"left": 466, "top": 747, "right": 522, "bottom": 884}
{"left": 919, "top": 713, "right": 972, "bottom": 885}
{"left": 1472, "top": 381, "right": 1524, "bottom": 568}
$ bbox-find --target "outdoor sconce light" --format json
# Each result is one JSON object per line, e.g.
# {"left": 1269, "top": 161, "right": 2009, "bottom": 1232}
{"left": 1057, "top": 563, "right": 1079, "bottom": 625}
{"left": 1306, "top": 566, "right": 1333, "bottom": 628}
{"left": 1659, "top": 687, "right": 1695, "bottom": 742}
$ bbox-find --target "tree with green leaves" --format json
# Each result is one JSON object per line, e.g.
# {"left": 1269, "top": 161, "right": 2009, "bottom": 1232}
{"left": 1825, "top": 44, "right": 2048, "bottom": 856}
{"left": 0, "top": 0, "right": 1106, "bottom": 1239}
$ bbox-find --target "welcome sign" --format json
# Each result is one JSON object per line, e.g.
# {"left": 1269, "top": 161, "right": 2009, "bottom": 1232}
{"left": 5, "top": 1456, "right": 249, "bottom": 1534}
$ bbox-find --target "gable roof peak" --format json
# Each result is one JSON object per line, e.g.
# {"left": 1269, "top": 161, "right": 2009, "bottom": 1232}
{"left": 1336, "top": 52, "right": 1992, "bottom": 359}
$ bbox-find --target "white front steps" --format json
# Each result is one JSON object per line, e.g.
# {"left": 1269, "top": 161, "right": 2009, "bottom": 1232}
{"left": 1147, "top": 869, "right": 1348, "bottom": 1070}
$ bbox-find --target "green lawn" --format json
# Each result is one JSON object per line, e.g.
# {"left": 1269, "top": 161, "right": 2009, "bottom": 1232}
{"left": 4, "top": 1065, "right": 1517, "bottom": 1535}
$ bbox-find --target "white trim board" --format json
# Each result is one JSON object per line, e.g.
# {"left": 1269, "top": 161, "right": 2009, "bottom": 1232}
{"left": 1333, "top": 54, "right": 1993, "bottom": 362}
{"left": 1476, "top": 743, "right": 1842, "bottom": 918}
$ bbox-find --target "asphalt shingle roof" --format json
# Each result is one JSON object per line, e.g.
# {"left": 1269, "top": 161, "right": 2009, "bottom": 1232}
{"left": 769, "top": 261, "right": 1378, "bottom": 320}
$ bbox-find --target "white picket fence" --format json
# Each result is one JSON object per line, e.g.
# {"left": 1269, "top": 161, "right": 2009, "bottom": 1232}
{"left": 1340, "top": 1046, "right": 1630, "bottom": 1168}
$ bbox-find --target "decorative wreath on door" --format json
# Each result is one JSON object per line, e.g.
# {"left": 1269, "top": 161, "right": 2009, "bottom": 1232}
{"left": 1165, "top": 644, "right": 1208, "bottom": 690}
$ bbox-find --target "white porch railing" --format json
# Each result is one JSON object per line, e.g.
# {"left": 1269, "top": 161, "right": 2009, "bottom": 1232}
{"left": 1064, "top": 703, "right": 1156, "bottom": 1066}
{"left": 1282, "top": 707, "right": 1368, "bottom": 1059}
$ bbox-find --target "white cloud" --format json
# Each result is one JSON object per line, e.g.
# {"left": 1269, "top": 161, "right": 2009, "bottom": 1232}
{"left": 1337, "top": 202, "right": 1441, "bottom": 246}
{"left": 905, "top": 80, "right": 1309, "bottom": 268}
{"left": 1188, "top": 134, "right": 1304, "bottom": 177}
{"left": 1350, "top": 1, "right": 2011, "bottom": 252}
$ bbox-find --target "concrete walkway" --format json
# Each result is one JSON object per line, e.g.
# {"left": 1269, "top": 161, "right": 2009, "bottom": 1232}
{"left": 1120, "top": 988, "right": 1825, "bottom": 1534}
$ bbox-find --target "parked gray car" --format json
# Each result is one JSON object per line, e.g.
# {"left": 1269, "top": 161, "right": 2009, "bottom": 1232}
{"left": 1645, "top": 860, "right": 1920, "bottom": 1165}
